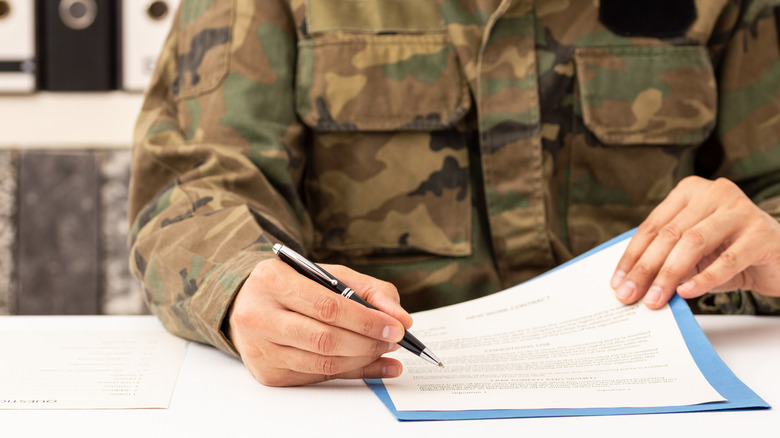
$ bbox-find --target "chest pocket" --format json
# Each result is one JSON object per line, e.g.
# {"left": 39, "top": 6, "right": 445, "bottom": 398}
{"left": 565, "top": 45, "right": 717, "bottom": 254}
{"left": 295, "top": 1, "right": 473, "bottom": 259}
{"left": 574, "top": 45, "right": 717, "bottom": 145}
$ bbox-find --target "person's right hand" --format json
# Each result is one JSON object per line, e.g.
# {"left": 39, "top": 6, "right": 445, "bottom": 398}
{"left": 226, "top": 257, "right": 413, "bottom": 386}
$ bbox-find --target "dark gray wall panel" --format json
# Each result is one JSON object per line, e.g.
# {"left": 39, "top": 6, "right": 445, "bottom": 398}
{"left": 18, "top": 150, "right": 99, "bottom": 314}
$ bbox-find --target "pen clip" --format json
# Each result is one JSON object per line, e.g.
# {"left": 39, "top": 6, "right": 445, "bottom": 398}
{"left": 273, "top": 244, "right": 338, "bottom": 287}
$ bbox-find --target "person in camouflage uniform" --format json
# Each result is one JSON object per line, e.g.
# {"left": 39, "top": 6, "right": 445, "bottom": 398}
{"left": 129, "top": 0, "right": 780, "bottom": 386}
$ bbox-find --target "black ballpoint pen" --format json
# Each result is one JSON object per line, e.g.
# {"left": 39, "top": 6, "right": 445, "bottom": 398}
{"left": 272, "top": 243, "right": 444, "bottom": 367}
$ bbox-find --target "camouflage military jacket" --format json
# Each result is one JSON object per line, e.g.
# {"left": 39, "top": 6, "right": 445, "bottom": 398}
{"left": 129, "top": 0, "right": 780, "bottom": 355}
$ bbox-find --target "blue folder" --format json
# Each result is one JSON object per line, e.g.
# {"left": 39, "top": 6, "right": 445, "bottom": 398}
{"left": 366, "top": 230, "right": 770, "bottom": 421}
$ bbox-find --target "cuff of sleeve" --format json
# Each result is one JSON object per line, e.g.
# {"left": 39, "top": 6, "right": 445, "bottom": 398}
{"left": 686, "top": 290, "right": 756, "bottom": 314}
{"left": 686, "top": 288, "right": 780, "bottom": 315}
{"left": 188, "top": 249, "right": 276, "bottom": 357}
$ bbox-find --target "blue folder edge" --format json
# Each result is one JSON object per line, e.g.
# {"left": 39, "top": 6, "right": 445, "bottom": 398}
{"left": 365, "top": 229, "right": 770, "bottom": 421}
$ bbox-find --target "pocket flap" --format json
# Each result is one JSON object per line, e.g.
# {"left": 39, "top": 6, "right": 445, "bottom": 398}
{"left": 308, "top": 0, "right": 444, "bottom": 33}
{"left": 574, "top": 46, "right": 717, "bottom": 145}
{"left": 296, "top": 32, "right": 471, "bottom": 131}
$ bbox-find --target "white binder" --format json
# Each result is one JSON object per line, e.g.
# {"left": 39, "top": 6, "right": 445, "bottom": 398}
{"left": 121, "top": 0, "right": 179, "bottom": 92}
{"left": 0, "top": 0, "right": 36, "bottom": 93}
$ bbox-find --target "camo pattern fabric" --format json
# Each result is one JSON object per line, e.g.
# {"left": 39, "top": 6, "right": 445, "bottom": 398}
{"left": 128, "top": 0, "right": 780, "bottom": 355}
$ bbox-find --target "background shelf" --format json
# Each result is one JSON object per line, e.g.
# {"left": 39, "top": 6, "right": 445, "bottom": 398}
{"left": 1, "top": 92, "right": 144, "bottom": 148}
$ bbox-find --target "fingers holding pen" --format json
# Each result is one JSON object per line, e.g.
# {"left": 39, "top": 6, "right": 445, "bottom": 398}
{"left": 263, "top": 303, "right": 401, "bottom": 358}
{"left": 228, "top": 257, "right": 409, "bottom": 386}
{"left": 237, "top": 322, "right": 402, "bottom": 387}
{"left": 232, "top": 302, "right": 402, "bottom": 386}
{"left": 272, "top": 261, "right": 408, "bottom": 344}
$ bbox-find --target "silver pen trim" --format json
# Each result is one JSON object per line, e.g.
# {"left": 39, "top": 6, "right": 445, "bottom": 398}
{"left": 273, "top": 243, "right": 338, "bottom": 287}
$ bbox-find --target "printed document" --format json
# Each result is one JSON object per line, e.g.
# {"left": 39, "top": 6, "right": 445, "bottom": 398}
{"left": 383, "top": 238, "right": 725, "bottom": 411}
{"left": 0, "top": 330, "right": 186, "bottom": 409}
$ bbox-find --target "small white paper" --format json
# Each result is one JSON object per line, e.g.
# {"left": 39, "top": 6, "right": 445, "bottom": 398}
{"left": 0, "top": 330, "right": 187, "bottom": 409}
{"left": 384, "top": 239, "right": 726, "bottom": 411}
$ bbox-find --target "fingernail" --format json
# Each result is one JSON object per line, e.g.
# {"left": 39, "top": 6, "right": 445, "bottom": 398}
{"left": 616, "top": 280, "right": 635, "bottom": 300}
{"left": 678, "top": 281, "right": 695, "bottom": 295}
{"left": 644, "top": 285, "right": 662, "bottom": 305}
{"left": 382, "top": 325, "right": 403, "bottom": 342}
{"left": 611, "top": 270, "right": 626, "bottom": 289}
{"left": 382, "top": 363, "right": 401, "bottom": 378}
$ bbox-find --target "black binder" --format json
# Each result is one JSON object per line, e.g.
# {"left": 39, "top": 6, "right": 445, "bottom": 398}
{"left": 38, "top": 0, "right": 116, "bottom": 91}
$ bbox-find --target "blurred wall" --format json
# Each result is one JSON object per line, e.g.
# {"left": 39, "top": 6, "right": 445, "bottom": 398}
{"left": 0, "top": 147, "right": 147, "bottom": 316}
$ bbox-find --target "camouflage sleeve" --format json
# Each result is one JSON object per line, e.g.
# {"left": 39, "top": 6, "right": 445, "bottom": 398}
{"left": 688, "top": 0, "right": 780, "bottom": 315}
{"left": 128, "top": 1, "right": 311, "bottom": 354}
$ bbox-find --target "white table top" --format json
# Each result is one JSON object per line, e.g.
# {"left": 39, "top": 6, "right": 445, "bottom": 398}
{"left": 1, "top": 315, "right": 777, "bottom": 437}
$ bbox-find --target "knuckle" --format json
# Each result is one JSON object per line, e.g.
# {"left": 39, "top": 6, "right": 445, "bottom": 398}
{"left": 656, "top": 265, "right": 679, "bottom": 283}
{"left": 311, "top": 328, "right": 337, "bottom": 354}
{"left": 250, "top": 260, "right": 283, "bottom": 291}
{"left": 360, "top": 284, "right": 380, "bottom": 303}
{"left": 362, "top": 280, "right": 399, "bottom": 305}
{"left": 680, "top": 228, "right": 706, "bottom": 249}
{"left": 379, "top": 279, "right": 399, "bottom": 295}
{"left": 658, "top": 223, "right": 683, "bottom": 243}
{"left": 680, "top": 175, "right": 703, "bottom": 187}
{"left": 734, "top": 196, "right": 756, "bottom": 213}
{"left": 718, "top": 250, "right": 739, "bottom": 269}
{"left": 636, "top": 220, "right": 660, "bottom": 238}
{"left": 315, "top": 355, "right": 338, "bottom": 376}
{"left": 313, "top": 295, "right": 340, "bottom": 323}
{"left": 697, "top": 268, "right": 719, "bottom": 286}
{"left": 620, "top": 248, "right": 640, "bottom": 266}
{"left": 631, "top": 261, "right": 655, "bottom": 278}
{"left": 756, "top": 216, "right": 778, "bottom": 234}
{"left": 713, "top": 177, "right": 736, "bottom": 192}
{"left": 230, "top": 305, "right": 254, "bottom": 332}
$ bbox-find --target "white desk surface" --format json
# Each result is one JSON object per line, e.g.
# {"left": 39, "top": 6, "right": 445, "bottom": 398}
{"left": 1, "top": 315, "right": 777, "bottom": 437}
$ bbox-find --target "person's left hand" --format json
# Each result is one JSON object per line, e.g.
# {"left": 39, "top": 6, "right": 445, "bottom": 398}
{"left": 611, "top": 176, "right": 780, "bottom": 309}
